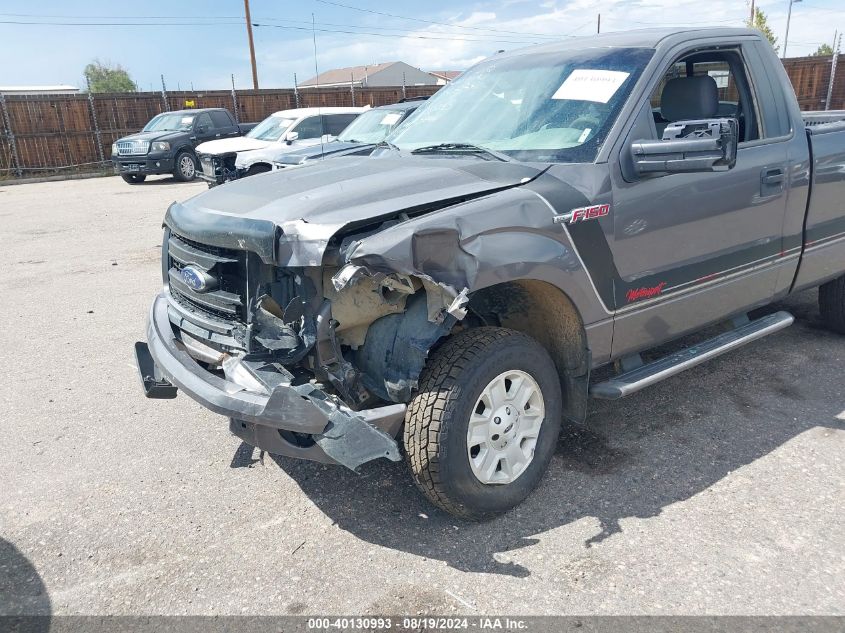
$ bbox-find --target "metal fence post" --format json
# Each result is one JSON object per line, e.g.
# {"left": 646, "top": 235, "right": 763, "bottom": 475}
{"left": 825, "top": 36, "right": 842, "bottom": 111}
{"left": 350, "top": 72, "right": 355, "bottom": 106}
{"left": 294, "top": 73, "right": 300, "bottom": 108}
{"left": 86, "top": 77, "right": 105, "bottom": 167}
{"left": 0, "top": 92, "right": 22, "bottom": 178}
{"left": 160, "top": 74, "right": 168, "bottom": 111}
{"left": 231, "top": 74, "right": 239, "bottom": 123}
{"left": 402, "top": 72, "right": 407, "bottom": 100}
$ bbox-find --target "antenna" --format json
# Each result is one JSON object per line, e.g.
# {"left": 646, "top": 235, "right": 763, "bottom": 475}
{"left": 312, "top": 13, "right": 325, "bottom": 159}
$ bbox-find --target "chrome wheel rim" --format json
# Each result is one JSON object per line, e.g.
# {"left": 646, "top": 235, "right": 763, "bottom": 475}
{"left": 466, "top": 370, "right": 545, "bottom": 485}
{"left": 179, "top": 155, "right": 195, "bottom": 178}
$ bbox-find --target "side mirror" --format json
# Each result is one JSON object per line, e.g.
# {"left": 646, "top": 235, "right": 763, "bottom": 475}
{"left": 631, "top": 118, "right": 738, "bottom": 175}
{"left": 284, "top": 131, "right": 299, "bottom": 144}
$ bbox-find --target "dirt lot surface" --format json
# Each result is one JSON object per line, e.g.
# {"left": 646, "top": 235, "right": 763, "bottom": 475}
{"left": 0, "top": 175, "right": 842, "bottom": 616}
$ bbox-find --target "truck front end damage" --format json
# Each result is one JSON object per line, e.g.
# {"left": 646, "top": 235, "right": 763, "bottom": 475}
{"left": 135, "top": 203, "right": 473, "bottom": 470}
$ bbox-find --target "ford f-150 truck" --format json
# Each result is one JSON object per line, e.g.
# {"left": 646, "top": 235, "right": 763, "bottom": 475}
{"left": 135, "top": 28, "right": 845, "bottom": 520}
{"left": 112, "top": 108, "right": 255, "bottom": 184}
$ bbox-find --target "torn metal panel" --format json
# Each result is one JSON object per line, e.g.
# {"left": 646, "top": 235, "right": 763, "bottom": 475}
{"left": 314, "top": 409, "right": 402, "bottom": 471}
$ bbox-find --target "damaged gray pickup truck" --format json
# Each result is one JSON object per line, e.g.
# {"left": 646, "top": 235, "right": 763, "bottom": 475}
{"left": 135, "top": 27, "right": 845, "bottom": 519}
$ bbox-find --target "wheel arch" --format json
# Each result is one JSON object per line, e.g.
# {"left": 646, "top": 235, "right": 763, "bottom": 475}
{"left": 467, "top": 279, "right": 591, "bottom": 424}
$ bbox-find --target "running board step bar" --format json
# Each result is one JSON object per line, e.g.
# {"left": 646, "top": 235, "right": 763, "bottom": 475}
{"left": 590, "top": 311, "right": 794, "bottom": 400}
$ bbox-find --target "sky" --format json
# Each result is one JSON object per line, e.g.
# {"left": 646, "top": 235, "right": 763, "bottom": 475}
{"left": 1, "top": 0, "right": 844, "bottom": 91}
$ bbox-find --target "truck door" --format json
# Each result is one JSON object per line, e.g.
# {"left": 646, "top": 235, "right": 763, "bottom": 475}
{"left": 192, "top": 112, "right": 217, "bottom": 145}
{"left": 608, "top": 44, "right": 791, "bottom": 357}
{"left": 210, "top": 110, "right": 239, "bottom": 137}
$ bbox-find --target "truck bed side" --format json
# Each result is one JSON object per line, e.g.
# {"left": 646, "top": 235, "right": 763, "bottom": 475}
{"left": 791, "top": 116, "right": 845, "bottom": 292}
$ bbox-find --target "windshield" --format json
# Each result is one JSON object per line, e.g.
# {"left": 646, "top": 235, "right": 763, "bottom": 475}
{"left": 338, "top": 108, "right": 407, "bottom": 143}
{"left": 388, "top": 47, "right": 653, "bottom": 163}
{"left": 143, "top": 113, "right": 195, "bottom": 132}
{"left": 247, "top": 115, "right": 296, "bottom": 141}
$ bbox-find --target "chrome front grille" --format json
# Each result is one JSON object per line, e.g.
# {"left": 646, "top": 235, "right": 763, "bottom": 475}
{"left": 116, "top": 139, "right": 150, "bottom": 155}
{"left": 167, "top": 233, "right": 246, "bottom": 325}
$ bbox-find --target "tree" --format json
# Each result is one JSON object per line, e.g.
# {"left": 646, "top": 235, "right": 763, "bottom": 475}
{"left": 812, "top": 43, "right": 834, "bottom": 57}
{"left": 746, "top": 8, "right": 779, "bottom": 54}
{"left": 83, "top": 60, "right": 136, "bottom": 93}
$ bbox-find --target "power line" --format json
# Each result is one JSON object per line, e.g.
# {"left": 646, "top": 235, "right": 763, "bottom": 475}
{"left": 253, "top": 22, "right": 542, "bottom": 44}
{"left": 0, "top": 11, "right": 563, "bottom": 41}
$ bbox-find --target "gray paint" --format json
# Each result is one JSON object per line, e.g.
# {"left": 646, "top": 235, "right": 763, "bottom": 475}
{"left": 139, "top": 27, "right": 845, "bottom": 466}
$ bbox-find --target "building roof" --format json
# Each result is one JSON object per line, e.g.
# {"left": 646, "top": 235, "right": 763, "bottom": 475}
{"left": 299, "top": 62, "right": 403, "bottom": 86}
{"left": 0, "top": 84, "right": 79, "bottom": 94}
{"left": 428, "top": 70, "right": 462, "bottom": 81}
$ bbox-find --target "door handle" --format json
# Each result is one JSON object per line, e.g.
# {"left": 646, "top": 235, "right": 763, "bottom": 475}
{"left": 762, "top": 168, "right": 784, "bottom": 186}
{"left": 215, "top": 133, "right": 221, "bottom": 137}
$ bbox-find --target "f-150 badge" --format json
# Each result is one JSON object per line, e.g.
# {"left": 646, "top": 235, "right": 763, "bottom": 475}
{"left": 553, "top": 203, "right": 610, "bottom": 225}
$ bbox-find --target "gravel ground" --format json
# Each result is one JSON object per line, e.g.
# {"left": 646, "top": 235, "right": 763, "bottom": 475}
{"left": 0, "top": 175, "right": 842, "bottom": 617}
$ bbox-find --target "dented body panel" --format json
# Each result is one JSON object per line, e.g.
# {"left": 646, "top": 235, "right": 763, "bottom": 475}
{"left": 136, "top": 27, "right": 845, "bottom": 470}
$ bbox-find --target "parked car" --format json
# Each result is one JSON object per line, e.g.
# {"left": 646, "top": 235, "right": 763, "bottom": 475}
{"left": 135, "top": 27, "right": 845, "bottom": 520}
{"left": 111, "top": 108, "right": 254, "bottom": 184}
{"left": 270, "top": 99, "right": 424, "bottom": 171}
{"left": 196, "top": 107, "right": 368, "bottom": 186}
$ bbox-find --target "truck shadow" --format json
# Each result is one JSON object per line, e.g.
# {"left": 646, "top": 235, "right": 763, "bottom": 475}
{"left": 265, "top": 291, "right": 844, "bottom": 577}
{"left": 0, "top": 537, "right": 51, "bottom": 629}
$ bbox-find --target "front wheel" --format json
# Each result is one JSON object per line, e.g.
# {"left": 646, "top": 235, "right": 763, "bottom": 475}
{"left": 173, "top": 151, "right": 198, "bottom": 181}
{"left": 404, "top": 327, "right": 562, "bottom": 520}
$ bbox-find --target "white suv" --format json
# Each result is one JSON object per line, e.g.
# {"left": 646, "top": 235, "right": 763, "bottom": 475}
{"left": 196, "top": 107, "right": 367, "bottom": 185}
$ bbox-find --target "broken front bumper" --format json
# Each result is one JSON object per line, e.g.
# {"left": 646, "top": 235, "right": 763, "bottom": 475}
{"left": 135, "top": 292, "right": 405, "bottom": 469}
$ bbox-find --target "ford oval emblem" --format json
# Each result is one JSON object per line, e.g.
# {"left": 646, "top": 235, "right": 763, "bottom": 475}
{"left": 179, "top": 265, "right": 217, "bottom": 293}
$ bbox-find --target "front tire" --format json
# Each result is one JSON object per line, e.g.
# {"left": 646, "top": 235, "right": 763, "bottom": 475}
{"left": 819, "top": 275, "right": 845, "bottom": 334}
{"left": 121, "top": 174, "right": 146, "bottom": 184}
{"left": 173, "top": 151, "right": 198, "bottom": 181}
{"left": 404, "top": 327, "right": 562, "bottom": 520}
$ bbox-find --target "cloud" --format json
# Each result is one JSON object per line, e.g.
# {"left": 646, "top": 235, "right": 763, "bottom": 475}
{"left": 243, "top": 0, "right": 842, "bottom": 87}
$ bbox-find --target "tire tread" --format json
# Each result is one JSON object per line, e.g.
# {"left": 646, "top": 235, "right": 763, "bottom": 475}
{"left": 404, "top": 327, "right": 533, "bottom": 520}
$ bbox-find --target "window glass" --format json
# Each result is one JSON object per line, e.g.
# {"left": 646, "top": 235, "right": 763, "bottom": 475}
{"left": 143, "top": 113, "right": 195, "bottom": 132}
{"left": 388, "top": 47, "right": 654, "bottom": 163}
{"left": 323, "top": 114, "right": 359, "bottom": 136}
{"left": 209, "top": 110, "right": 232, "bottom": 128}
{"left": 649, "top": 50, "right": 759, "bottom": 142}
{"left": 292, "top": 116, "right": 326, "bottom": 139}
{"left": 338, "top": 109, "right": 407, "bottom": 143}
{"left": 195, "top": 113, "right": 212, "bottom": 131}
{"left": 246, "top": 115, "right": 296, "bottom": 141}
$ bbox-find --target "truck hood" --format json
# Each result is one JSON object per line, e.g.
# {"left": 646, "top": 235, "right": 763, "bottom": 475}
{"left": 118, "top": 130, "right": 188, "bottom": 144}
{"left": 195, "top": 136, "right": 271, "bottom": 156}
{"left": 166, "top": 156, "right": 545, "bottom": 265}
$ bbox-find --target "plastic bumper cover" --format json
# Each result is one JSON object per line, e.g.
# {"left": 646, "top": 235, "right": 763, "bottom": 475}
{"left": 135, "top": 292, "right": 405, "bottom": 469}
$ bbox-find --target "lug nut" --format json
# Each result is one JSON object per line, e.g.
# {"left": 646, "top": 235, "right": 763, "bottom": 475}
{"left": 494, "top": 417, "right": 501, "bottom": 424}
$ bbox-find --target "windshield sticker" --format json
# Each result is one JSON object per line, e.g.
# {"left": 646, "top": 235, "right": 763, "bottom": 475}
{"left": 380, "top": 112, "right": 401, "bottom": 125}
{"left": 577, "top": 128, "right": 592, "bottom": 143}
{"left": 552, "top": 69, "right": 630, "bottom": 103}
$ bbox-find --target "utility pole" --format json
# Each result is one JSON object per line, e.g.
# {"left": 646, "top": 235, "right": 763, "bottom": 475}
{"left": 826, "top": 32, "right": 842, "bottom": 111}
{"left": 749, "top": 0, "right": 755, "bottom": 25}
{"left": 783, "top": 0, "right": 802, "bottom": 59}
{"left": 597, "top": 13, "right": 601, "bottom": 34}
{"left": 244, "top": 0, "right": 259, "bottom": 89}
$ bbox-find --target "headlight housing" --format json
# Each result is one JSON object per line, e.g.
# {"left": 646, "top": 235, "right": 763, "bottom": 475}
{"left": 151, "top": 141, "right": 170, "bottom": 153}
{"left": 111, "top": 143, "right": 118, "bottom": 156}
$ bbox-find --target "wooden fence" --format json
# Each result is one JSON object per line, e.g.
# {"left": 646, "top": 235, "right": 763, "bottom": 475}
{"left": 1, "top": 54, "right": 843, "bottom": 180}
{"left": 0, "top": 85, "right": 441, "bottom": 179}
